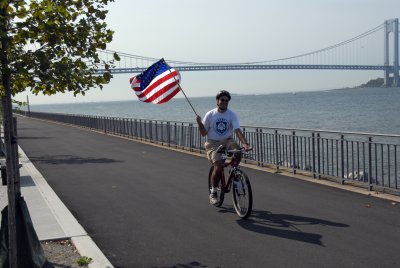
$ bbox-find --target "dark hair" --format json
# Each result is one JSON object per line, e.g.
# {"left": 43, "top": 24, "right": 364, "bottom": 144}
{"left": 216, "top": 90, "right": 231, "bottom": 101}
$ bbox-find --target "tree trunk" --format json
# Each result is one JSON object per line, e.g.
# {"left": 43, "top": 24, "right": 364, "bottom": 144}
{"left": 1, "top": 1, "right": 19, "bottom": 266}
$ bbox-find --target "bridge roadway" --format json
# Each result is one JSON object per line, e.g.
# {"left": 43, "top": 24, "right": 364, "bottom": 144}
{"left": 102, "top": 64, "right": 388, "bottom": 74}
{"left": 17, "top": 116, "right": 400, "bottom": 268}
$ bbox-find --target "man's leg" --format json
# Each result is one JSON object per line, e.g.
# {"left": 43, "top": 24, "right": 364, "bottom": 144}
{"left": 211, "top": 161, "right": 224, "bottom": 188}
{"left": 205, "top": 140, "right": 224, "bottom": 187}
{"left": 205, "top": 140, "right": 224, "bottom": 204}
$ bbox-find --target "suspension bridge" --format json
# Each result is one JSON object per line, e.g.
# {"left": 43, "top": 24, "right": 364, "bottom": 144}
{"left": 99, "top": 18, "right": 400, "bottom": 87}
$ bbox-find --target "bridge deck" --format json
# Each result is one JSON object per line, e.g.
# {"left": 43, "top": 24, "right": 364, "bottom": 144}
{"left": 100, "top": 64, "right": 389, "bottom": 74}
{"left": 17, "top": 116, "right": 400, "bottom": 268}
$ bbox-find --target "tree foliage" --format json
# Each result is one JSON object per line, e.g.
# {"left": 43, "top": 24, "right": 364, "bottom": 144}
{"left": 0, "top": 0, "right": 118, "bottom": 97}
{"left": 358, "top": 77, "right": 385, "bottom": 88}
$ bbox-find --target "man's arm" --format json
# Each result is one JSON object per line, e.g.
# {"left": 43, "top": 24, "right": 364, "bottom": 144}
{"left": 234, "top": 128, "right": 250, "bottom": 150}
{"left": 196, "top": 115, "right": 208, "bottom": 137}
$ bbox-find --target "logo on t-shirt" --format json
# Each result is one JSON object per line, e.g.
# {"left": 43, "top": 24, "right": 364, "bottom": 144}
{"left": 215, "top": 118, "right": 228, "bottom": 136}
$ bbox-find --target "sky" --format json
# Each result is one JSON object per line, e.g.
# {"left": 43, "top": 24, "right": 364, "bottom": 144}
{"left": 14, "top": 0, "right": 400, "bottom": 105}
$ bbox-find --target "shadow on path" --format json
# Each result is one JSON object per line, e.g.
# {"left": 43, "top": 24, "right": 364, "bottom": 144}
{"left": 220, "top": 207, "right": 349, "bottom": 246}
{"left": 154, "top": 261, "right": 208, "bottom": 268}
{"left": 18, "top": 136, "right": 53, "bottom": 140}
{"left": 29, "top": 155, "right": 123, "bottom": 165}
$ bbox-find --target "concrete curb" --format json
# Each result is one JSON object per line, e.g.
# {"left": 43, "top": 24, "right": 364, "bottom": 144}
{"left": 18, "top": 146, "right": 113, "bottom": 268}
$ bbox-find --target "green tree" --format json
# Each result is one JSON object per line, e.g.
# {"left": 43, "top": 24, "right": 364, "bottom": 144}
{"left": 1, "top": 0, "right": 119, "bottom": 97}
{"left": 0, "top": 0, "right": 118, "bottom": 265}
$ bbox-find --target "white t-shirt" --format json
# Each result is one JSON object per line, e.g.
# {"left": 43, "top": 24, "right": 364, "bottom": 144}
{"left": 202, "top": 108, "right": 240, "bottom": 140}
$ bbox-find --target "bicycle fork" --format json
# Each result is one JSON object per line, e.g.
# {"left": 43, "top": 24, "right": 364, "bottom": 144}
{"left": 232, "top": 169, "right": 246, "bottom": 196}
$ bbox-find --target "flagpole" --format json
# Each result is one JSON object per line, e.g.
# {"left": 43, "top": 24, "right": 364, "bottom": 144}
{"left": 168, "top": 67, "right": 198, "bottom": 116}
{"left": 179, "top": 85, "right": 198, "bottom": 117}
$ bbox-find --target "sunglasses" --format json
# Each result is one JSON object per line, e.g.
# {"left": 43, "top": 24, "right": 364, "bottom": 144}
{"left": 219, "top": 98, "right": 229, "bottom": 103}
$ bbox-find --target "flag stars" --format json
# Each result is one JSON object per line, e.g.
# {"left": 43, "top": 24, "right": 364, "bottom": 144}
{"left": 129, "top": 59, "right": 181, "bottom": 104}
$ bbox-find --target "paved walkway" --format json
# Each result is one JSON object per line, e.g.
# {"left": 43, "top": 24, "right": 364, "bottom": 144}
{"left": 11, "top": 116, "right": 400, "bottom": 267}
{"left": 0, "top": 146, "right": 113, "bottom": 268}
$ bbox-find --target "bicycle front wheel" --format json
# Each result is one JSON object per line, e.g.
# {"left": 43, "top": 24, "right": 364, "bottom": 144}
{"left": 232, "top": 169, "right": 253, "bottom": 219}
{"left": 208, "top": 166, "right": 225, "bottom": 207}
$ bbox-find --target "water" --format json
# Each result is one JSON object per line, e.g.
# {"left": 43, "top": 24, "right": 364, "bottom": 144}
{"left": 25, "top": 87, "right": 400, "bottom": 135}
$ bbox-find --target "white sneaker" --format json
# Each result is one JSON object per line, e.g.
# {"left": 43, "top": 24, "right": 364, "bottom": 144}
{"left": 209, "top": 192, "right": 218, "bottom": 205}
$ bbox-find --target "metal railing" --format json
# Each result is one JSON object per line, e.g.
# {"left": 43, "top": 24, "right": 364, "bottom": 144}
{"left": 15, "top": 110, "right": 400, "bottom": 194}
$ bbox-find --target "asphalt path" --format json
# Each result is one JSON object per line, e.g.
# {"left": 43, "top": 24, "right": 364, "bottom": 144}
{"left": 17, "top": 116, "right": 400, "bottom": 268}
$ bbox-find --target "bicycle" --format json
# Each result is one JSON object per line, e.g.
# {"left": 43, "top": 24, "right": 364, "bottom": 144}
{"left": 208, "top": 146, "right": 253, "bottom": 219}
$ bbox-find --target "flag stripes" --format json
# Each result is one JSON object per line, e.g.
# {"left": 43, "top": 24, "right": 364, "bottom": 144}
{"left": 129, "top": 59, "right": 181, "bottom": 104}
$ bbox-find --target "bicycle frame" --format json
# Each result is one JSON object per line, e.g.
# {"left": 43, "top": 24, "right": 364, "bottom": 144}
{"left": 219, "top": 156, "right": 240, "bottom": 193}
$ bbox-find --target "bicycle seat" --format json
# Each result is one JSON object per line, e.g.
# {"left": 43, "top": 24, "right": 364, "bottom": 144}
{"left": 216, "top": 145, "right": 226, "bottom": 153}
{"left": 216, "top": 145, "right": 235, "bottom": 157}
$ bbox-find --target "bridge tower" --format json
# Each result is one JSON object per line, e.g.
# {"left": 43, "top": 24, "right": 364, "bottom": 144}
{"left": 384, "top": 18, "right": 399, "bottom": 87}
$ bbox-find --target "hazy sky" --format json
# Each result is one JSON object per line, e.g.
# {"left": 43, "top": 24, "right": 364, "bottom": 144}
{"left": 15, "top": 0, "right": 400, "bottom": 104}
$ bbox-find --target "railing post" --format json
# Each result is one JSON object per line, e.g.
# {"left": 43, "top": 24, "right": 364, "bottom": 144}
{"left": 129, "top": 118, "right": 133, "bottom": 138}
{"left": 145, "top": 119, "right": 147, "bottom": 140}
{"left": 138, "top": 119, "right": 141, "bottom": 139}
{"left": 104, "top": 117, "right": 108, "bottom": 134}
{"left": 180, "top": 123, "right": 184, "bottom": 149}
{"left": 317, "top": 133, "right": 321, "bottom": 179}
{"left": 160, "top": 121, "right": 164, "bottom": 146}
{"left": 174, "top": 122, "right": 178, "bottom": 149}
{"left": 341, "top": 135, "right": 345, "bottom": 184}
{"left": 242, "top": 127, "right": 247, "bottom": 163}
{"left": 149, "top": 120, "right": 153, "bottom": 142}
{"left": 256, "top": 128, "right": 263, "bottom": 166}
{"left": 113, "top": 118, "right": 117, "bottom": 135}
{"left": 312, "top": 133, "right": 316, "bottom": 178}
{"left": 274, "top": 130, "right": 279, "bottom": 169}
{"left": 254, "top": 128, "right": 258, "bottom": 165}
{"left": 155, "top": 121, "right": 159, "bottom": 143}
{"left": 134, "top": 118, "right": 136, "bottom": 138}
{"left": 394, "top": 145, "right": 397, "bottom": 190}
{"left": 167, "top": 122, "right": 171, "bottom": 147}
{"left": 97, "top": 116, "right": 100, "bottom": 131}
{"left": 292, "top": 131, "right": 296, "bottom": 174}
{"left": 127, "top": 118, "right": 130, "bottom": 137}
{"left": 189, "top": 123, "right": 193, "bottom": 152}
{"left": 368, "top": 137, "right": 373, "bottom": 191}
{"left": 112, "top": 117, "right": 115, "bottom": 134}
{"left": 132, "top": 119, "right": 136, "bottom": 138}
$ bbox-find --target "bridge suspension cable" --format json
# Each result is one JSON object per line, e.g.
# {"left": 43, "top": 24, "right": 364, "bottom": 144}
{"left": 101, "top": 23, "right": 385, "bottom": 66}
{"left": 95, "top": 19, "right": 400, "bottom": 83}
{"left": 243, "top": 23, "right": 385, "bottom": 64}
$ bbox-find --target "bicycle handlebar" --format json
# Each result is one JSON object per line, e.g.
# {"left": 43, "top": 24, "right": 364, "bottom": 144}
{"left": 216, "top": 145, "right": 253, "bottom": 154}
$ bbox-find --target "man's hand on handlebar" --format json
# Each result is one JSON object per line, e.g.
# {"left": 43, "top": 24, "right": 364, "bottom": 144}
{"left": 243, "top": 143, "right": 251, "bottom": 151}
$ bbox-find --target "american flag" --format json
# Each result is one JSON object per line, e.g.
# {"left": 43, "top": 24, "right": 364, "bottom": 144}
{"left": 130, "top": 59, "right": 181, "bottom": 104}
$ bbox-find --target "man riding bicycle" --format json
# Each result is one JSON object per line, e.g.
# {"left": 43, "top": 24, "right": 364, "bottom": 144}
{"left": 196, "top": 90, "right": 250, "bottom": 205}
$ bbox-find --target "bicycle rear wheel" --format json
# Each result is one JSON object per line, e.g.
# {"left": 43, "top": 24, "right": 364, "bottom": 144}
{"left": 232, "top": 169, "right": 253, "bottom": 219}
{"left": 208, "top": 166, "right": 225, "bottom": 207}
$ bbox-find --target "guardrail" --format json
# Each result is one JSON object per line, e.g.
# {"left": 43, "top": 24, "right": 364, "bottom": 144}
{"left": 15, "top": 110, "right": 400, "bottom": 194}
